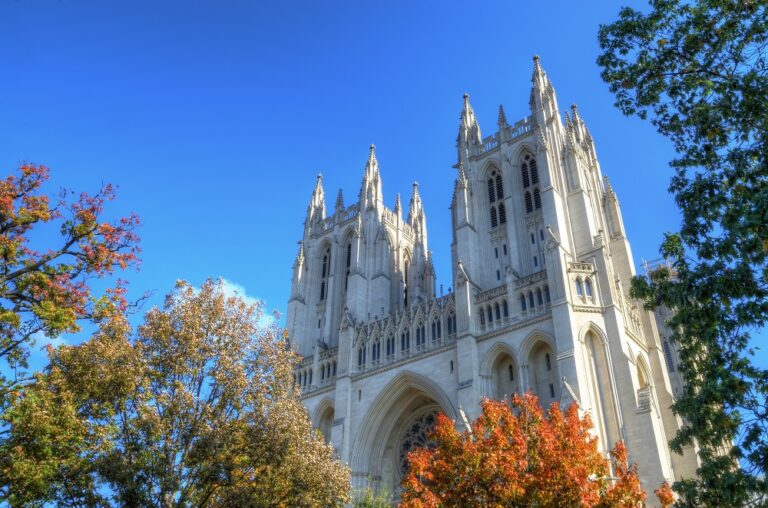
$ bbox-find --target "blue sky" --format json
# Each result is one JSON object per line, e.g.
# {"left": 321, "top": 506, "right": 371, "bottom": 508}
{"left": 1, "top": 1, "right": 685, "bottom": 362}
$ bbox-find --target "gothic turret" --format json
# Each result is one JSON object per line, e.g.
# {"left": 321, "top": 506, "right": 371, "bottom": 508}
{"left": 359, "top": 144, "right": 384, "bottom": 210}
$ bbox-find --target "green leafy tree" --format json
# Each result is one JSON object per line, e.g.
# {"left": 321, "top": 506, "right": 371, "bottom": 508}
{"left": 598, "top": 1, "right": 768, "bottom": 505}
{"left": 0, "top": 279, "right": 351, "bottom": 507}
{"left": 0, "top": 163, "right": 140, "bottom": 408}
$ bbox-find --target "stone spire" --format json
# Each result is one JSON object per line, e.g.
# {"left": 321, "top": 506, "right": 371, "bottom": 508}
{"left": 497, "top": 104, "right": 508, "bottom": 128}
{"left": 394, "top": 192, "right": 402, "bottom": 220}
{"left": 408, "top": 181, "right": 427, "bottom": 243}
{"left": 529, "top": 55, "right": 560, "bottom": 119}
{"left": 457, "top": 93, "right": 482, "bottom": 165}
{"left": 359, "top": 144, "right": 383, "bottom": 210}
{"left": 306, "top": 173, "right": 325, "bottom": 224}
{"left": 407, "top": 182, "right": 423, "bottom": 224}
{"left": 335, "top": 188, "right": 344, "bottom": 214}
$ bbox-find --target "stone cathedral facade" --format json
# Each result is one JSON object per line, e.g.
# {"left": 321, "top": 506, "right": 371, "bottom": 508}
{"left": 287, "top": 57, "right": 698, "bottom": 498}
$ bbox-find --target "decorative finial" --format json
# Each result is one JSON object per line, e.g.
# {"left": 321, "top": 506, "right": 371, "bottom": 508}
{"left": 533, "top": 54, "right": 540, "bottom": 62}
{"left": 317, "top": 173, "right": 323, "bottom": 181}
{"left": 370, "top": 144, "right": 376, "bottom": 153}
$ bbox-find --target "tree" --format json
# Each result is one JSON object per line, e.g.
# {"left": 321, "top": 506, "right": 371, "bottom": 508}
{"left": 0, "top": 279, "right": 350, "bottom": 507}
{"left": 598, "top": 1, "right": 768, "bottom": 505}
{"left": 400, "top": 393, "right": 648, "bottom": 507}
{"left": 0, "top": 163, "right": 140, "bottom": 407}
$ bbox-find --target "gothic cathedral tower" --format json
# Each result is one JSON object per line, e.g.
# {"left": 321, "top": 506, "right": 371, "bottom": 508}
{"left": 287, "top": 56, "right": 698, "bottom": 500}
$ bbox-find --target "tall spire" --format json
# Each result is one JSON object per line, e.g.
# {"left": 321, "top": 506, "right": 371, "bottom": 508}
{"left": 529, "top": 55, "right": 562, "bottom": 136}
{"left": 306, "top": 173, "right": 326, "bottom": 224}
{"left": 359, "top": 144, "right": 383, "bottom": 210}
{"left": 394, "top": 192, "right": 402, "bottom": 220}
{"left": 408, "top": 181, "right": 427, "bottom": 243}
{"left": 457, "top": 93, "right": 482, "bottom": 164}
{"left": 408, "top": 182, "right": 423, "bottom": 223}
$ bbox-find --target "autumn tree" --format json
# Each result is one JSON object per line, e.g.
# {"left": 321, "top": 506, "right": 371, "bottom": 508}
{"left": 0, "top": 279, "right": 350, "bottom": 507}
{"left": 401, "top": 393, "right": 648, "bottom": 508}
{"left": 598, "top": 1, "right": 768, "bottom": 505}
{"left": 0, "top": 163, "right": 140, "bottom": 408}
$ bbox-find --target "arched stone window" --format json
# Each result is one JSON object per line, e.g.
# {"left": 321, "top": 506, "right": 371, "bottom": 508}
{"left": 319, "top": 245, "right": 331, "bottom": 300}
{"left": 492, "top": 351, "right": 520, "bottom": 400}
{"left": 318, "top": 405, "right": 334, "bottom": 444}
{"left": 537, "top": 288, "right": 543, "bottom": 306}
{"left": 431, "top": 317, "right": 442, "bottom": 342}
{"left": 502, "top": 300, "right": 509, "bottom": 318}
{"left": 662, "top": 339, "right": 675, "bottom": 372}
{"left": 403, "top": 256, "right": 410, "bottom": 308}
{"left": 400, "top": 329, "right": 410, "bottom": 352}
{"left": 528, "top": 291, "right": 535, "bottom": 309}
{"left": 585, "top": 278, "right": 593, "bottom": 298}
{"left": 399, "top": 412, "right": 437, "bottom": 475}
{"left": 494, "top": 302, "right": 501, "bottom": 320}
{"left": 447, "top": 311, "right": 456, "bottom": 335}
{"left": 344, "top": 240, "right": 352, "bottom": 291}
{"left": 372, "top": 338, "right": 381, "bottom": 363}
{"left": 575, "top": 278, "right": 584, "bottom": 297}
{"left": 521, "top": 153, "right": 542, "bottom": 213}
{"left": 530, "top": 342, "right": 558, "bottom": 402}
{"left": 520, "top": 294, "right": 527, "bottom": 312}
{"left": 487, "top": 167, "right": 505, "bottom": 228}
{"left": 358, "top": 344, "right": 366, "bottom": 367}
{"left": 415, "top": 322, "right": 426, "bottom": 349}
{"left": 386, "top": 334, "right": 395, "bottom": 358}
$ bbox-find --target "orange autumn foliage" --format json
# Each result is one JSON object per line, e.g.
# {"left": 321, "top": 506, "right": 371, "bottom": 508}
{"left": 401, "top": 393, "right": 649, "bottom": 508}
{"left": 655, "top": 481, "right": 675, "bottom": 508}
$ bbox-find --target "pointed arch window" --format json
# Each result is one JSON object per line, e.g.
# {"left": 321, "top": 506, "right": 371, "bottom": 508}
{"left": 358, "top": 345, "right": 366, "bottom": 367}
{"left": 662, "top": 339, "right": 675, "bottom": 372}
{"left": 521, "top": 153, "right": 542, "bottom": 213}
{"left": 386, "top": 334, "right": 395, "bottom": 358}
{"left": 431, "top": 318, "right": 442, "bottom": 342}
{"left": 502, "top": 300, "right": 509, "bottom": 318}
{"left": 403, "top": 257, "right": 410, "bottom": 308}
{"left": 487, "top": 167, "right": 505, "bottom": 229}
{"left": 520, "top": 294, "right": 527, "bottom": 312}
{"left": 319, "top": 246, "right": 331, "bottom": 300}
{"left": 372, "top": 339, "right": 381, "bottom": 363}
{"left": 575, "top": 278, "right": 584, "bottom": 297}
{"left": 401, "top": 329, "right": 410, "bottom": 352}
{"left": 585, "top": 278, "right": 593, "bottom": 298}
{"left": 447, "top": 311, "right": 456, "bottom": 336}
{"left": 415, "top": 323, "right": 426, "bottom": 348}
{"left": 344, "top": 241, "right": 352, "bottom": 291}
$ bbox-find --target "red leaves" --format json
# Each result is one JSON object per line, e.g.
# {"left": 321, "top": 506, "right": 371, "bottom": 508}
{"left": 0, "top": 164, "right": 141, "bottom": 366}
{"left": 655, "top": 481, "right": 674, "bottom": 508}
{"left": 401, "top": 392, "right": 648, "bottom": 507}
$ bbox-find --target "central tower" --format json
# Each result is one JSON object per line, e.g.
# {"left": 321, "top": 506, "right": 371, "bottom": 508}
{"left": 287, "top": 56, "right": 699, "bottom": 500}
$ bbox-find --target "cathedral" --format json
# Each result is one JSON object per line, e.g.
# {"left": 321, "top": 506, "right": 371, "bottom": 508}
{"left": 287, "top": 56, "right": 698, "bottom": 499}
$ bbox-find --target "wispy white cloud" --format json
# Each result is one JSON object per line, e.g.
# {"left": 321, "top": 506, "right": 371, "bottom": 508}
{"left": 26, "top": 330, "right": 68, "bottom": 371}
{"left": 218, "top": 278, "right": 279, "bottom": 328}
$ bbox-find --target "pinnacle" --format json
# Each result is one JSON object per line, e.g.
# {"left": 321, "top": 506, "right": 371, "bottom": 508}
{"left": 498, "top": 104, "right": 507, "bottom": 126}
